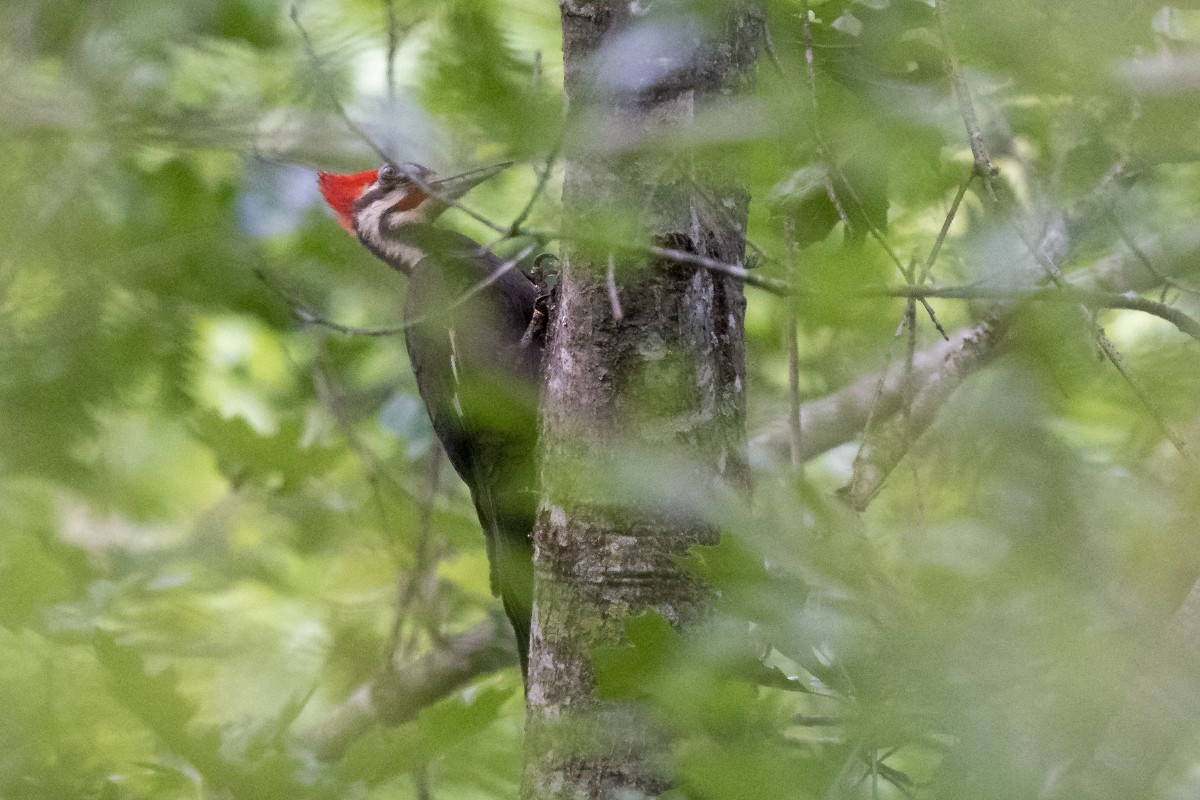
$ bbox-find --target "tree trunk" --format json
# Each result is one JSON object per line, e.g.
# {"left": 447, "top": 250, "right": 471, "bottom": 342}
{"left": 521, "top": 3, "right": 761, "bottom": 798}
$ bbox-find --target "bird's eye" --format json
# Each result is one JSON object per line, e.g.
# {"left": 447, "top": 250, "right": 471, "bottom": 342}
{"left": 378, "top": 163, "right": 401, "bottom": 183}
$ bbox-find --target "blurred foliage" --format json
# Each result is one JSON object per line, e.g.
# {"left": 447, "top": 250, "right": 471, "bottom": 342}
{"left": 1, "top": 0, "right": 1200, "bottom": 798}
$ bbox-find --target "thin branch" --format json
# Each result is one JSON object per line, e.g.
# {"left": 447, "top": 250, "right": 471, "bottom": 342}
{"left": 283, "top": 27, "right": 789, "bottom": 303}
{"left": 762, "top": 19, "right": 785, "bottom": 76}
{"left": 305, "top": 616, "right": 516, "bottom": 761}
{"left": 508, "top": 138, "right": 562, "bottom": 236}
{"left": 684, "top": 174, "right": 774, "bottom": 265}
{"left": 758, "top": 215, "right": 1200, "bottom": 466}
{"left": 290, "top": 3, "right": 392, "bottom": 164}
{"left": 916, "top": 172, "right": 974, "bottom": 286}
{"left": 402, "top": 167, "right": 517, "bottom": 239}
{"left": 1108, "top": 210, "right": 1200, "bottom": 299}
{"left": 785, "top": 219, "right": 803, "bottom": 474}
{"left": 839, "top": 317, "right": 1006, "bottom": 511}
{"left": 255, "top": 268, "right": 406, "bottom": 336}
{"left": 932, "top": 1, "right": 1190, "bottom": 461}
{"left": 933, "top": 0, "right": 998, "bottom": 196}
{"left": 385, "top": 446, "right": 443, "bottom": 665}
{"left": 1013, "top": 218, "right": 1192, "bottom": 459}
{"left": 800, "top": 2, "right": 818, "bottom": 107}
{"left": 644, "top": 244, "right": 791, "bottom": 294}
{"left": 821, "top": 222, "right": 1200, "bottom": 502}
{"left": 882, "top": 283, "right": 1200, "bottom": 343}
{"left": 257, "top": 245, "right": 536, "bottom": 340}
{"left": 383, "top": 0, "right": 399, "bottom": 103}
{"left": 801, "top": 1, "right": 855, "bottom": 236}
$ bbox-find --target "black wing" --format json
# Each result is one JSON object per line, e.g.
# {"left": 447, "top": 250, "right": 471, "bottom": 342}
{"left": 402, "top": 230, "right": 543, "bottom": 676}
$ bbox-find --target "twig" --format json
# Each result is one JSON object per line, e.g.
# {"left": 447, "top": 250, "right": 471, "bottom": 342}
{"left": 762, "top": 19, "right": 785, "bottom": 77}
{"left": 385, "top": 446, "right": 443, "bottom": 665}
{"left": 916, "top": 172, "right": 974, "bottom": 286}
{"left": 644, "top": 244, "right": 791, "bottom": 294}
{"left": 508, "top": 139, "right": 562, "bottom": 236}
{"left": 933, "top": 0, "right": 1189, "bottom": 460}
{"left": 305, "top": 616, "right": 516, "bottom": 760}
{"left": 255, "top": 267, "right": 406, "bottom": 336}
{"left": 801, "top": 2, "right": 818, "bottom": 104}
{"left": 1108, "top": 211, "right": 1200, "bottom": 300}
{"left": 797, "top": 0, "right": 944, "bottom": 340}
{"left": 257, "top": 245, "right": 536, "bottom": 340}
{"left": 415, "top": 765, "right": 433, "bottom": 800}
{"left": 290, "top": 3, "right": 393, "bottom": 164}
{"left": 281, "top": 28, "right": 782, "bottom": 305}
{"left": 800, "top": 1, "right": 854, "bottom": 235}
{"left": 839, "top": 317, "right": 1006, "bottom": 511}
{"left": 683, "top": 175, "right": 773, "bottom": 265}
{"left": 933, "top": 0, "right": 998, "bottom": 196}
{"left": 784, "top": 219, "right": 803, "bottom": 474}
{"left": 881, "top": 283, "right": 1200, "bottom": 343}
{"left": 383, "top": 0, "right": 399, "bottom": 102}
{"left": 833, "top": 218, "right": 1200, "bottom": 506}
{"left": 758, "top": 218, "right": 1200, "bottom": 466}
{"left": 1012, "top": 220, "right": 1192, "bottom": 460}
{"left": 402, "top": 166, "right": 519, "bottom": 240}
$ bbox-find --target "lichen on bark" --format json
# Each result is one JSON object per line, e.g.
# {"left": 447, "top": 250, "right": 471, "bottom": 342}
{"left": 522, "top": 3, "right": 762, "bottom": 798}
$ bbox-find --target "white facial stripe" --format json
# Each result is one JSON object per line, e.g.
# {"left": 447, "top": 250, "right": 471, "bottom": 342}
{"left": 356, "top": 187, "right": 427, "bottom": 269}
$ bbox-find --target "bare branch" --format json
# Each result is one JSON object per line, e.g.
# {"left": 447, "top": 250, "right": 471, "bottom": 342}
{"left": 257, "top": 245, "right": 537, "bottom": 339}
{"left": 305, "top": 616, "right": 517, "bottom": 761}
{"left": 756, "top": 224, "right": 1200, "bottom": 466}
{"left": 290, "top": 3, "right": 393, "bottom": 164}
{"left": 383, "top": 0, "right": 399, "bottom": 102}
{"left": 255, "top": 268, "right": 405, "bottom": 337}
{"left": 882, "top": 284, "right": 1200, "bottom": 344}
{"left": 508, "top": 140, "right": 562, "bottom": 237}
{"left": 933, "top": 0, "right": 999, "bottom": 195}
{"left": 916, "top": 173, "right": 974, "bottom": 286}
{"left": 644, "top": 244, "right": 791, "bottom": 294}
{"left": 838, "top": 317, "right": 1006, "bottom": 511}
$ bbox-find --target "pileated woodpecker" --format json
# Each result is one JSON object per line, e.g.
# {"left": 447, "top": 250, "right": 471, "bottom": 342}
{"left": 317, "top": 161, "right": 541, "bottom": 677}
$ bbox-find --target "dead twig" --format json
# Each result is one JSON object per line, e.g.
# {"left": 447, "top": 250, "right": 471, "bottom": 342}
{"left": 933, "top": 0, "right": 998, "bottom": 196}
{"left": 290, "top": 4, "right": 392, "bottom": 164}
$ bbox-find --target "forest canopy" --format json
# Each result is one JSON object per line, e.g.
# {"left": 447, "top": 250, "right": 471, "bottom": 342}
{"left": 2, "top": 0, "right": 1200, "bottom": 798}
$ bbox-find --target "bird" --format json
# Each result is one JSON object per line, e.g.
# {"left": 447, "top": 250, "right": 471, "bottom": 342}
{"left": 316, "top": 161, "right": 542, "bottom": 678}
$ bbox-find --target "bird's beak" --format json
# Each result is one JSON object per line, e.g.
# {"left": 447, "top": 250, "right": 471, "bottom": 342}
{"left": 420, "top": 161, "right": 513, "bottom": 218}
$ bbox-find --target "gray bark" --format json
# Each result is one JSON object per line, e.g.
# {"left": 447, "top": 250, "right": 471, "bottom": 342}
{"left": 521, "top": 3, "right": 761, "bottom": 798}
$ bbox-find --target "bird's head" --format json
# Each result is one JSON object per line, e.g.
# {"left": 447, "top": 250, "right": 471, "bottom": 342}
{"left": 317, "top": 161, "right": 510, "bottom": 272}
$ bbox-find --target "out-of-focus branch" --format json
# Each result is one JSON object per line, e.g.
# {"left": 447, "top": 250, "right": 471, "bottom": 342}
{"left": 838, "top": 317, "right": 1005, "bottom": 511}
{"left": 290, "top": 4, "right": 393, "bottom": 164}
{"left": 833, "top": 8, "right": 1192, "bottom": 504}
{"left": 755, "top": 224, "right": 1200, "bottom": 468}
{"left": 882, "top": 284, "right": 1200, "bottom": 344}
{"left": 933, "top": 0, "right": 998, "bottom": 196}
{"left": 834, "top": 222, "right": 1200, "bottom": 508}
{"left": 306, "top": 615, "right": 517, "bottom": 761}
{"left": 754, "top": 161, "right": 1134, "bottom": 467}
{"left": 752, "top": 326, "right": 978, "bottom": 463}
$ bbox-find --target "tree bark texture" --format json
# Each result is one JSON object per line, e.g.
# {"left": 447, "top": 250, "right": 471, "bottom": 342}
{"left": 521, "top": 3, "right": 761, "bottom": 798}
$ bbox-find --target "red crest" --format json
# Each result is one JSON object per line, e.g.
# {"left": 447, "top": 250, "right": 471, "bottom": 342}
{"left": 317, "top": 170, "right": 376, "bottom": 233}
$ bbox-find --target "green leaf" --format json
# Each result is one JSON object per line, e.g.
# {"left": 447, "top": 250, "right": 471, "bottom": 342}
{"left": 190, "top": 412, "right": 341, "bottom": 492}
